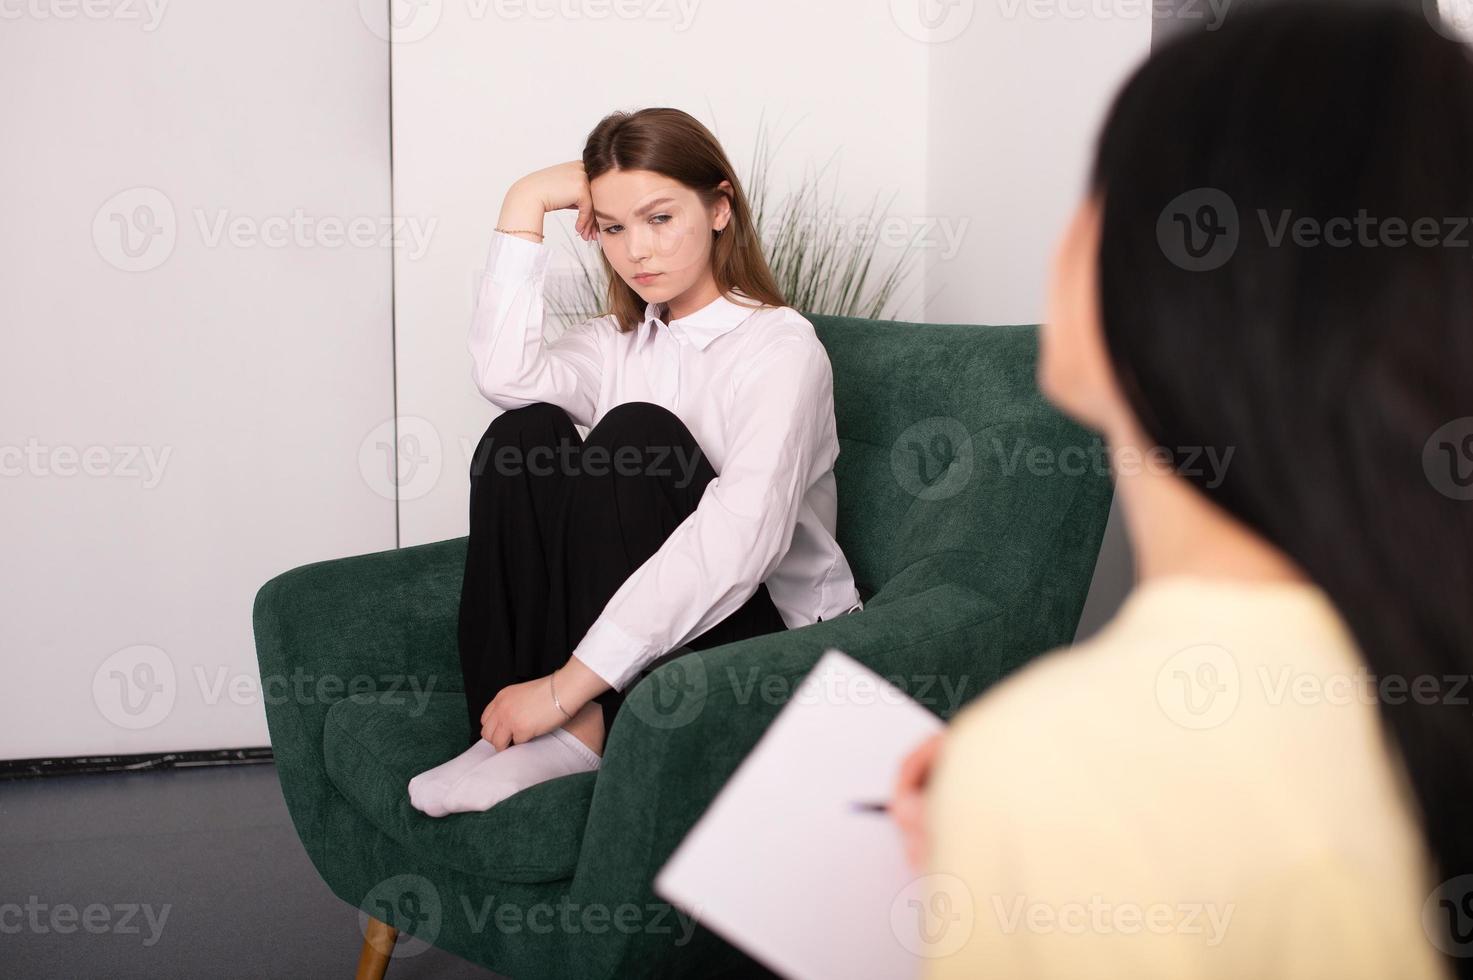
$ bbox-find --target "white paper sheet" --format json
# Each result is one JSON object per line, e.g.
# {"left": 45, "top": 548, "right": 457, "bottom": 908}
{"left": 653, "top": 648, "right": 946, "bottom": 980}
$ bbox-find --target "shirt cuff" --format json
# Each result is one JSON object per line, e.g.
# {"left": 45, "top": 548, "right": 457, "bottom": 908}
{"left": 484, "top": 229, "right": 550, "bottom": 282}
{"left": 570, "top": 615, "right": 659, "bottom": 693}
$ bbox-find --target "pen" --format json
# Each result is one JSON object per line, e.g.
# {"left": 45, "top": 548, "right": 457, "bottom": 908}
{"left": 849, "top": 800, "right": 891, "bottom": 813}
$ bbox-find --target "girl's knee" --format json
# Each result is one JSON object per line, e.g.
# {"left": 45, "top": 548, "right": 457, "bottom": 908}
{"left": 471, "top": 403, "right": 577, "bottom": 479}
{"left": 585, "top": 401, "right": 686, "bottom": 448}
{"left": 485, "top": 401, "right": 573, "bottom": 439}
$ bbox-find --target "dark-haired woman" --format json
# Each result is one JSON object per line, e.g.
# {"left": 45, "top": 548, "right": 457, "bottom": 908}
{"left": 891, "top": 2, "right": 1471, "bottom": 976}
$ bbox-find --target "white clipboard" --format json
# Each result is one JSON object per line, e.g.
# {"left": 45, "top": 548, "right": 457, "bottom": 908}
{"left": 653, "top": 648, "right": 946, "bottom": 980}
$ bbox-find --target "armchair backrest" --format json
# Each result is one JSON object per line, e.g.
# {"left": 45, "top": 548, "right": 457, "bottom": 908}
{"left": 809, "top": 314, "right": 1113, "bottom": 617}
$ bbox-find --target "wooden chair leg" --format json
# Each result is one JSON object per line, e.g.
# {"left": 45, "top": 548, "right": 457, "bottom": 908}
{"left": 355, "top": 915, "right": 399, "bottom": 980}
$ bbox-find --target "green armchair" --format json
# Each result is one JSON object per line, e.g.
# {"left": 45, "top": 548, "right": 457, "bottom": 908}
{"left": 251, "top": 313, "right": 1113, "bottom": 980}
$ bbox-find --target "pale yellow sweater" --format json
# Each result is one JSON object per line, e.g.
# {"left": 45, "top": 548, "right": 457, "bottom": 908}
{"left": 921, "top": 575, "right": 1450, "bottom": 980}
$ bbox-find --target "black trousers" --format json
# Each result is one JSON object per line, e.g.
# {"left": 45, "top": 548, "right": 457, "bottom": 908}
{"left": 457, "top": 400, "right": 790, "bottom": 746}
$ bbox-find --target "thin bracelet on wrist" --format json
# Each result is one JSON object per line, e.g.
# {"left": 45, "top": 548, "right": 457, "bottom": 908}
{"left": 496, "top": 226, "right": 544, "bottom": 241}
{"left": 550, "top": 671, "right": 574, "bottom": 720}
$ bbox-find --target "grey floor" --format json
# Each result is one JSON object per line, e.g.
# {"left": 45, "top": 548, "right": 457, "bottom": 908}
{"left": 0, "top": 763, "right": 509, "bottom": 980}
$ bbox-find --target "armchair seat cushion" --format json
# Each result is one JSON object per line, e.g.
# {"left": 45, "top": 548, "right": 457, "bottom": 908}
{"left": 322, "top": 691, "right": 595, "bottom": 884}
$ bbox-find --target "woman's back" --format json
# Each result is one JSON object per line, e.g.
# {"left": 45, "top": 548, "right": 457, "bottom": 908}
{"left": 923, "top": 575, "right": 1448, "bottom": 978}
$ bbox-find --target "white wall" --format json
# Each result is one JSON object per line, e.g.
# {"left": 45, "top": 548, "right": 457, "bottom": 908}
{"left": 925, "top": 0, "right": 1150, "bottom": 324}
{"left": 390, "top": 0, "right": 1151, "bottom": 630}
{"left": 0, "top": 3, "right": 395, "bottom": 759}
{"left": 3, "top": 0, "right": 1153, "bottom": 760}
{"left": 387, "top": 6, "right": 1153, "bottom": 647}
{"left": 388, "top": 0, "right": 931, "bottom": 547}
{"left": 925, "top": 2, "right": 1151, "bottom": 638}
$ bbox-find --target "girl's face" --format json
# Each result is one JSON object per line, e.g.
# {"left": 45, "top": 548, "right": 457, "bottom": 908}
{"left": 588, "top": 167, "right": 731, "bottom": 308}
{"left": 1039, "top": 193, "right": 1132, "bottom": 439}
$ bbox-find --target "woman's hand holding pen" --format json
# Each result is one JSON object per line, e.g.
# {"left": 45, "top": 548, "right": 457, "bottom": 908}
{"left": 890, "top": 732, "right": 946, "bottom": 873}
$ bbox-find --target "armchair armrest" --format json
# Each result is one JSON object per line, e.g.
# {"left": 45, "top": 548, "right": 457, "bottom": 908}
{"left": 251, "top": 536, "right": 468, "bottom": 867}
{"left": 561, "top": 580, "right": 1028, "bottom": 978}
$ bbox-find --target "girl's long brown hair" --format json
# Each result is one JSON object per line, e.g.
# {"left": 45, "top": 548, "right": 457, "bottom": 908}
{"left": 582, "top": 108, "right": 786, "bottom": 333}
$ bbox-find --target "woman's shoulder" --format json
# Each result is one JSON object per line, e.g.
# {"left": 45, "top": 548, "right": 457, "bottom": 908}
{"left": 942, "top": 575, "right": 1360, "bottom": 759}
{"left": 939, "top": 611, "right": 1148, "bottom": 766}
{"left": 933, "top": 573, "right": 1430, "bottom": 868}
{"left": 927, "top": 576, "right": 1445, "bottom": 977}
{"left": 727, "top": 297, "right": 824, "bottom": 356}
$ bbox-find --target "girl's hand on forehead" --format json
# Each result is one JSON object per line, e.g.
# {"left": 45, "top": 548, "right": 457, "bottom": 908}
{"left": 512, "top": 161, "right": 598, "bottom": 242}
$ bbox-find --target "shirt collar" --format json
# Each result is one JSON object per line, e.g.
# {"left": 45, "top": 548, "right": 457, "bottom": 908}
{"left": 637, "top": 289, "right": 763, "bottom": 352}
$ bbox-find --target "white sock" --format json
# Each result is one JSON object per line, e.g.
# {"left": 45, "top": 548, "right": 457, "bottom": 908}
{"left": 407, "top": 738, "right": 499, "bottom": 818}
{"left": 441, "top": 728, "right": 601, "bottom": 814}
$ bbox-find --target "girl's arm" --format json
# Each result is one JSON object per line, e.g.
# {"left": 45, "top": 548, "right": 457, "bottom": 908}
{"left": 567, "top": 329, "right": 839, "bottom": 692}
{"left": 468, "top": 164, "right": 604, "bottom": 426}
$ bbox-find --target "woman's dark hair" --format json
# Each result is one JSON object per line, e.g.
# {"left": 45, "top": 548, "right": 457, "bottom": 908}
{"left": 581, "top": 107, "right": 786, "bottom": 332}
{"left": 1090, "top": 0, "right": 1473, "bottom": 971}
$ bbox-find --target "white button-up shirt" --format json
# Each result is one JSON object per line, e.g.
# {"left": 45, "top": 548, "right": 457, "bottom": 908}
{"left": 468, "top": 231, "right": 865, "bottom": 692}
